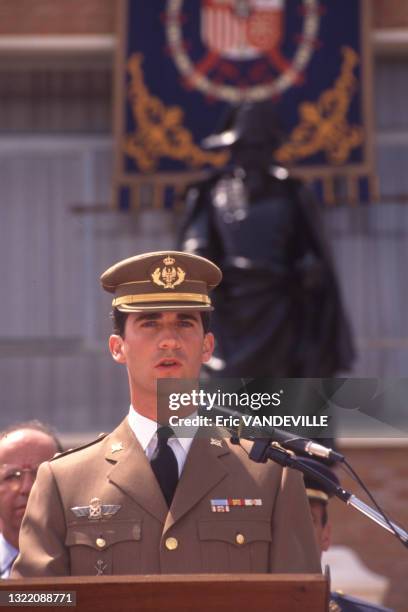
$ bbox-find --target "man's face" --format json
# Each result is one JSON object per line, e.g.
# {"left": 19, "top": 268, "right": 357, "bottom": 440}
{"left": 309, "top": 500, "right": 331, "bottom": 554}
{"left": 109, "top": 310, "right": 214, "bottom": 408}
{"left": 0, "top": 429, "right": 57, "bottom": 547}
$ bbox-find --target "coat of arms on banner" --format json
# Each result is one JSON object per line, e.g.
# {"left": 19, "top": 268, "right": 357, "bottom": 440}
{"left": 166, "top": 0, "right": 320, "bottom": 102}
{"left": 114, "top": 0, "right": 374, "bottom": 208}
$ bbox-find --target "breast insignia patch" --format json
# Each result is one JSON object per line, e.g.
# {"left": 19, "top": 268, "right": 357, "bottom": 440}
{"left": 70, "top": 498, "right": 121, "bottom": 520}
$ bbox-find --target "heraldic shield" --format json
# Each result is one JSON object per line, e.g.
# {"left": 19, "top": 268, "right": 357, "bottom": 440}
{"left": 201, "top": 0, "right": 285, "bottom": 59}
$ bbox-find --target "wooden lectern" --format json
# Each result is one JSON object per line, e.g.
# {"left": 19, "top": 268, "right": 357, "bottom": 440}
{"left": 0, "top": 574, "right": 328, "bottom": 611}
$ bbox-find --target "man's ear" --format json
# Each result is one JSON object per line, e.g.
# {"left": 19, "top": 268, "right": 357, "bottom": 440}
{"left": 202, "top": 332, "right": 215, "bottom": 363}
{"left": 109, "top": 334, "right": 126, "bottom": 364}
{"left": 321, "top": 521, "right": 331, "bottom": 553}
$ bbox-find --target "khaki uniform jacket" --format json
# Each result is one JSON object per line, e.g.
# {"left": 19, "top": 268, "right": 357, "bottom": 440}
{"left": 12, "top": 419, "right": 320, "bottom": 577}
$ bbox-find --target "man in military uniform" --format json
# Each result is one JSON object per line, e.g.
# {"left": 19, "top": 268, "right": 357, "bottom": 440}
{"left": 302, "top": 458, "right": 393, "bottom": 612}
{"left": 179, "top": 101, "right": 354, "bottom": 377}
{"left": 12, "top": 251, "right": 320, "bottom": 577}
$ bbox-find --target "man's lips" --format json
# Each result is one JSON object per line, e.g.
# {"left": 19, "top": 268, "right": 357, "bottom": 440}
{"left": 155, "top": 358, "right": 182, "bottom": 368}
{"left": 156, "top": 357, "right": 181, "bottom": 367}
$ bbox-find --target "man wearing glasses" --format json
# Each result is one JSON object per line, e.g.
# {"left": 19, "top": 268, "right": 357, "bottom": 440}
{"left": 0, "top": 421, "right": 61, "bottom": 578}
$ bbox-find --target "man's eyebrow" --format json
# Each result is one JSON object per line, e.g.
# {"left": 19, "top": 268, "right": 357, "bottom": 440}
{"left": 133, "top": 312, "right": 199, "bottom": 322}
{"left": 176, "top": 313, "right": 199, "bottom": 322}
{"left": 135, "top": 312, "right": 161, "bottom": 321}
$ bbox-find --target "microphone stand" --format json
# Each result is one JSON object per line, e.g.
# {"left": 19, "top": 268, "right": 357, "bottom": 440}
{"left": 241, "top": 437, "right": 408, "bottom": 549}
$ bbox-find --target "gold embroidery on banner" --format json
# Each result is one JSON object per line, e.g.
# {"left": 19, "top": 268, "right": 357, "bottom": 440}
{"left": 124, "top": 53, "right": 229, "bottom": 172}
{"left": 275, "top": 47, "right": 364, "bottom": 165}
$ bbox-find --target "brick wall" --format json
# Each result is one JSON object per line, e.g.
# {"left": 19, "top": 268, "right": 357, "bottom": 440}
{"left": 0, "top": 1, "right": 404, "bottom": 36}
{"left": 373, "top": 0, "right": 408, "bottom": 29}
{"left": 0, "top": 0, "right": 115, "bottom": 34}
{"left": 331, "top": 445, "right": 408, "bottom": 611}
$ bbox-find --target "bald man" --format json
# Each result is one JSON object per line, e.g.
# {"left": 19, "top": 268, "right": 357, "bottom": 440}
{"left": 0, "top": 421, "right": 60, "bottom": 578}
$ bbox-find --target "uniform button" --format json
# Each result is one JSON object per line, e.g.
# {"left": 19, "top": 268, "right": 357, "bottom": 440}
{"left": 96, "top": 537, "right": 106, "bottom": 549}
{"left": 235, "top": 533, "right": 245, "bottom": 545}
{"left": 165, "top": 537, "right": 178, "bottom": 551}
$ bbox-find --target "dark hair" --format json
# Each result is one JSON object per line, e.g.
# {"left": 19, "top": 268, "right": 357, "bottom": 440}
{"left": 111, "top": 309, "right": 211, "bottom": 337}
{"left": 322, "top": 505, "right": 328, "bottom": 526}
{"left": 0, "top": 420, "right": 63, "bottom": 453}
{"left": 310, "top": 499, "right": 328, "bottom": 527}
{"left": 111, "top": 309, "right": 128, "bottom": 337}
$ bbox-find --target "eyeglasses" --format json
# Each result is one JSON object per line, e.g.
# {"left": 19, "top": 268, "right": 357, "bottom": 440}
{"left": 0, "top": 465, "right": 39, "bottom": 488}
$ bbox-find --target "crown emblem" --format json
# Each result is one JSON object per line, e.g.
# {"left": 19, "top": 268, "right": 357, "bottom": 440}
{"left": 151, "top": 255, "right": 186, "bottom": 289}
{"left": 89, "top": 497, "right": 102, "bottom": 520}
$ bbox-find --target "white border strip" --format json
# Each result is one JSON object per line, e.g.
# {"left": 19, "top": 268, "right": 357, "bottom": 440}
{"left": 372, "top": 28, "right": 408, "bottom": 54}
{"left": 0, "top": 136, "right": 113, "bottom": 153}
{"left": 0, "top": 30, "right": 403, "bottom": 57}
{"left": 0, "top": 35, "right": 115, "bottom": 54}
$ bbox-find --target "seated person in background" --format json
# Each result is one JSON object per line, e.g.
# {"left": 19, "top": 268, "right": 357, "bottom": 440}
{"left": 0, "top": 421, "right": 61, "bottom": 578}
{"left": 303, "top": 457, "right": 393, "bottom": 612}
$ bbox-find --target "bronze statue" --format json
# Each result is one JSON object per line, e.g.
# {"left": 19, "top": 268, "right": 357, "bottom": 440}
{"left": 179, "top": 101, "right": 354, "bottom": 377}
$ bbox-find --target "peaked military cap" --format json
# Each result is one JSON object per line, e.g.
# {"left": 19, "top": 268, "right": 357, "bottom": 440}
{"left": 301, "top": 457, "right": 340, "bottom": 503}
{"left": 100, "top": 251, "right": 222, "bottom": 312}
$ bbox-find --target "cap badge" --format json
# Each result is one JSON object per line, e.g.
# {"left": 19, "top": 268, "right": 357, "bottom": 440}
{"left": 151, "top": 255, "right": 186, "bottom": 290}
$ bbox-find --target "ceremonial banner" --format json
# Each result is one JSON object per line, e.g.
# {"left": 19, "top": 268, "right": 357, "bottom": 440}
{"left": 114, "top": 0, "right": 373, "bottom": 208}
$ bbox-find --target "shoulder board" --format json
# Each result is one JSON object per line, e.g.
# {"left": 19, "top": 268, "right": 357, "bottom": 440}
{"left": 51, "top": 433, "right": 108, "bottom": 461}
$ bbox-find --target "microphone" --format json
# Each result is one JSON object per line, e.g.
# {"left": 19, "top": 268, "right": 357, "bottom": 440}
{"left": 260, "top": 429, "right": 344, "bottom": 463}
{"left": 210, "top": 405, "right": 344, "bottom": 463}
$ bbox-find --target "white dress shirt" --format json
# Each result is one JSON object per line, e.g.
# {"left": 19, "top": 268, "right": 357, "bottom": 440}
{"left": 127, "top": 406, "right": 197, "bottom": 477}
{"left": 0, "top": 533, "right": 18, "bottom": 579}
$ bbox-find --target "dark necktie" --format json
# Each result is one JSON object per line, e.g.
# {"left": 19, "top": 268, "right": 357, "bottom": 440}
{"left": 150, "top": 426, "right": 179, "bottom": 507}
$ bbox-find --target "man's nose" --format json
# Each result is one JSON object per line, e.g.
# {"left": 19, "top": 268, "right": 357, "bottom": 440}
{"left": 158, "top": 329, "right": 181, "bottom": 350}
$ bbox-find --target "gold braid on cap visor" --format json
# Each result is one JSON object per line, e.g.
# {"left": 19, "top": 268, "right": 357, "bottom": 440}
{"left": 112, "top": 293, "right": 211, "bottom": 307}
{"left": 306, "top": 488, "right": 329, "bottom": 502}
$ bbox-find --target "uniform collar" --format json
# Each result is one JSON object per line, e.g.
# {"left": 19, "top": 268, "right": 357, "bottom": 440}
{"left": 127, "top": 406, "right": 196, "bottom": 455}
